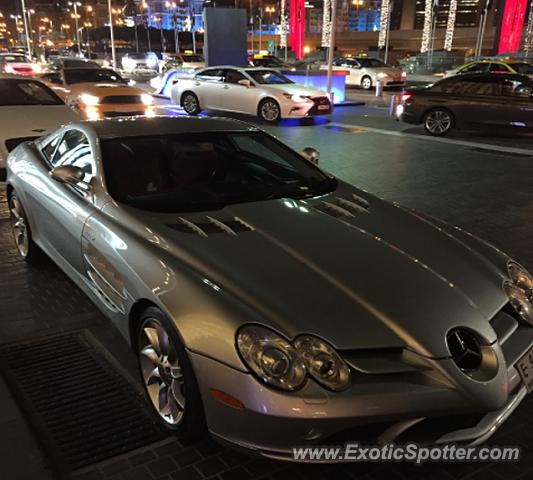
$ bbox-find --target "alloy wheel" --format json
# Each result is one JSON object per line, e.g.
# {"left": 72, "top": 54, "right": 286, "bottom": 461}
{"left": 182, "top": 94, "right": 199, "bottom": 115}
{"left": 361, "top": 77, "right": 372, "bottom": 90}
{"left": 9, "top": 196, "right": 29, "bottom": 257}
{"left": 260, "top": 100, "right": 280, "bottom": 122}
{"left": 425, "top": 110, "right": 452, "bottom": 135}
{"left": 139, "top": 319, "right": 185, "bottom": 426}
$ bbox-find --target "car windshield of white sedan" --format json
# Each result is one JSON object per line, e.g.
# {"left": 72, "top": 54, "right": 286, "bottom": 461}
{"left": 2, "top": 54, "right": 30, "bottom": 63}
{"left": 63, "top": 68, "right": 125, "bottom": 84}
{"left": 0, "top": 80, "right": 63, "bottom": 106}
{"left": 101, "top": 132, "right": 335, "bottom": 212}
{"left": 246, "top": 70, "right": 293, "bottom": 85}
{"left": 358, "top": 58, "right": 387, "bottom": 68}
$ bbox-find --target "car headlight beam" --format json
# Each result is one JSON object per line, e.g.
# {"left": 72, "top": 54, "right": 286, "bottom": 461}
{"left": 505, "top": 261, "right": 533, "bottom": 325}
{"left": 237, "top": 325, "right": 307, "bottom": 391}
{"left": 141, "top": 93, "right": 154, "bottom": 105}
{"left": 80, "top": 93, "right": 99, "bottom": 106}
{"left": 294, "top": 335, "right": 351, "bottom": 391}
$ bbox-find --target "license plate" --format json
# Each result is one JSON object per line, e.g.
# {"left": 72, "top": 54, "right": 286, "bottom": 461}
{"left": 318, "top": 105, "right": 330, "bottom": 111}
{"left": 515, "top": 346, "right": 533, "bottom": 392}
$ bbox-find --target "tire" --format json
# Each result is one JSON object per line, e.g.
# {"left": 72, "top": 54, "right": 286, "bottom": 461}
{"left": 423, "top": 108, "right": 454, "bottom": 136}
{"left": 8, "top": 192, "right": 45, "bottom": 265}
{"left": 258, "top": 98, "right": 281, "bottom": 123}
{"left": 181, "top": 92, "right": 202, "bottom": 115}
{"left": 137, "top": 306, "right": 206, "bottom": 439}
{"left": 361, "top": 76, "right": 373, "bottom": 90}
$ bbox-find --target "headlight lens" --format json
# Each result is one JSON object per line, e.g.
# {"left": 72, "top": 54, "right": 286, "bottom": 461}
{"left": 237, "top": 326, "right": 307, "bottom": 391}
{"left": 377, "top": 72, "right": 388, "bottom": 79}
{"left": 505, "top": 261, "right": 533, "bottom": 325}
{"left": 80, "top": 93, "right": 99, "bottom": 106}
{"left": 282, "top": 93, "right": 307, "bottom": 103}
{"left": 141, "top": 93, "right": 154, "bottom": 105}
{"left": 294, "top": 335, "right": 351, "bottom": 391}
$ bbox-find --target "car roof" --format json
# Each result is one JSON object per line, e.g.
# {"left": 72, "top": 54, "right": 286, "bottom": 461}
{"left": 0, "top": 73, "right": 40, "bottom": 80}
{"left": 76, "top": 115, "right": 259, "bottom": 139}
{"left": 446, "top": 72, "right": 530, "bottom": 80}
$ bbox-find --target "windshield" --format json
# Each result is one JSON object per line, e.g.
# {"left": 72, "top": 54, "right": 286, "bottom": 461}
{"left": 182, "top": 55, "right": 203, "bottom": 62}
{"left": 358, "top": 58, "right": 387, "bottom": 68}
{"left": 246, "top": 70, "right": 293, "bottom": 85}
{"left": 63, "top": 68, "right": 125, "bottom": 84}
{"left": 102, "top": 132, "right": 335, "bottom": 212}
{"left": 2, "top": 54, "right": 30, "bottom": 63}
{"left": 512, "top": 63, "right": 533, "bottom": 74}
{"left": 0, "top": 80, "right": 63, "bottom": 106}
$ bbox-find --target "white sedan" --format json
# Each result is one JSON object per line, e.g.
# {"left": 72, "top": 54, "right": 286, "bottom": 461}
{"left": 0, "top": 74, "right": 78, "bottom": 180}
{"left": 171, "top": 66, "right": 333, "bottom": 122}
{"left": 327, "top": 57, "right": 406, "bottom": 90}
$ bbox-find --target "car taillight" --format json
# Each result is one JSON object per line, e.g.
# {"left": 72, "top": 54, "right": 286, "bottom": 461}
{"left": 4, "top": 64, "right": 14, "bottom": 73}
{"left": 401, "top": 93, "right": 413, "bottom": 103}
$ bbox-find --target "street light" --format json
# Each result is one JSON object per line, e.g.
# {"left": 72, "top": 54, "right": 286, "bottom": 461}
{"left": 68, "top": 2, "right": 82, "bottom": 55}
{"left": 107, "top": 0, "right": 116, "bottom": 67}
{"left": 19, "top": 0, "right": 32, "bottom": 57}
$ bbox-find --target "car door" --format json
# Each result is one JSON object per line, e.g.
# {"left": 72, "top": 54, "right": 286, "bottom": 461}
{"left": 435, "top": 76, "right": 503, "bottom": 128}
{"left": 193, "top": 68, "right": 225, "bottom": 109}
{"left": 30, "top": 128, "right": 99, "bottom": 274}
{"left": 220, "top": 69, "right": 258, "bottom": 114}
{"left": 496, "top": 77, "right": 533, "bottom": 127}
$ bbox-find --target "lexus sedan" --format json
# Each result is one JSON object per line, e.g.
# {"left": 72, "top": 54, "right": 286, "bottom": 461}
{"left": 171, "top": 67, "right": 332, "bottom": 122}
{"left": 398, "top": 72, "right": 533, "bottom": 136}
{"left": 40, "top": 67, "right": 154, "bottom": 120}
{"left": 0, "top": 52, "right": 41, "bottom": 76}
{"left": 6, "top": 116, "right": 533, "bottom": 459}
{"left": 327, "top": 57, "right": 406, "bottom": 89}
{"left": 0, "top": 75, "right": 78, "bottom": 180}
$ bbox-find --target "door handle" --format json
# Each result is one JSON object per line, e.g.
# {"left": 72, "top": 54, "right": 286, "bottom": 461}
{"left": 223, "top": 85, "right": 229, "bottom": 89}
{"left": 194, "top": 82, "right": 200, "bottom": 86}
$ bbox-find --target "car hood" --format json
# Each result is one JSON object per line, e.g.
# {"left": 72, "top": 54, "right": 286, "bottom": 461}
{"left": 0, "top": 104, "right": 78, "bottom": 159}
{"left": 134, "top": 183, "right": 508, "bottom": 358}
{"left": 264, "top": 83, "right": 328, "bottom": 97}
{"left": 66, "top": 83, "right": 146, "bottom": 97}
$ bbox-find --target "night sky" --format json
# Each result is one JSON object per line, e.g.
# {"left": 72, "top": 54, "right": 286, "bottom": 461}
{"left": 1, "top": 0, "right": 21, "bottom": 17}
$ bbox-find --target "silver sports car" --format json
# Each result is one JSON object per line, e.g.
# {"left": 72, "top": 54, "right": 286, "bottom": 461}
{"left": 6, "top": 116, "right": 533, "bottom": 460}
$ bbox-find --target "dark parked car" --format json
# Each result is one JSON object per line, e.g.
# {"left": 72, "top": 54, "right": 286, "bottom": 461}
{"left": 398, "top": 73, "right": 533, "bottom": 136}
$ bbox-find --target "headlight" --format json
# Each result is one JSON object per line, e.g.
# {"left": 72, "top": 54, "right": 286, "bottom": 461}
{"left": 141, "top": 93, "right": 154, "bottom": 105}
{"left": 377, "top": 72, "right": 388, "bottom": 79}
{"left": 294, "top": 335, "right": 351, "bottom": 391}
{"left": 401, "top": 71, "right": 407, "bottom": 78}
{"left": 32, "top": 64, "right": 42, "bottom": 73}
{"left": 237, "top": 325, "right": 306, "bottom": 391}
{"left": 282, "top": 93, "right": 307, "bottom": 103}
{"left": 80, "top": 93, "right": 99, "bottom": 106}
{"left": 505, "top": 261, "right": 533, "bottom": 325}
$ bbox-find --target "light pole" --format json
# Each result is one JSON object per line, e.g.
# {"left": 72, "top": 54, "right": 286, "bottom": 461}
{"left": 107, "top": 0, "right": 116, "bottom": 67}
{"left": 84, "top": 21, "right": 92, "bottom": 56}
{"left": 69, "top": 2, "right": 82, "bottom": 55}
{"left": 19, "top": 0, "right": 32, "bottom": 57}
{"left": 326, "top": 0, "right": 337, "bottom": 97}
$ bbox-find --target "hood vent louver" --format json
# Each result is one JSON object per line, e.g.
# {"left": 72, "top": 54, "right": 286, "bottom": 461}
{"left": 168, "top": 216, "right": 254, "bottom": 237}
{"left": 317, "top": 193, "right": 370, "bottom": 218}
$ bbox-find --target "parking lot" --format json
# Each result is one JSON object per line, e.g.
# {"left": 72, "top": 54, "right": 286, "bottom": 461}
{"left": 1, "top": 100, "right": 533, "bottom": 480}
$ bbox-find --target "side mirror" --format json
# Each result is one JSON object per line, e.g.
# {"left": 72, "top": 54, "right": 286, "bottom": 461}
{"left": 238, "top": 79, "right": 251, "bottom": 88}
{"left": 301, "top": 147, "right": 320, "bottom": 165}
{"left": 50, "top": 165, "right": 91, "bottom": 191}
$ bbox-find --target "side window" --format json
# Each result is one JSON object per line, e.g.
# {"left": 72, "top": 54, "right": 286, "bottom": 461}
{"left": 41, "top": 134, "right": 60, "bottom": 161}
{"left": 231, "top": 134, "right": 294, "bottom": 169}
{"left": 225, "top": 69, "right": 247, "bottom": 84}
{"left": 461, "top": 63, "right": 488, "bottom": 74}
{"left": 489, "top": 63, "right": 511, "bottom": 73}
{"left": 441, "top": 78, "right": 498, "bottom": 96}
{"left": 501, "top": 79, "right": 533, "bottom": 98}
{"left": 52, "top": 130, "right": 95, "bottom": 182}
{"left": 43, "top": 72, "right": 62, "bottom": 84}
{"left": 195, "top": 69, "right": 224, "bottom": 82}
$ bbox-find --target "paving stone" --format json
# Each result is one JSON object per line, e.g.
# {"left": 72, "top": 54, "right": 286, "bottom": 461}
{"left": 170, "top": 466, "right": 203, "bottom": 480}
{"left": 147, "top": 457, "right": 178, "bottom": 477}
{"left": 129, "top": 450, "right": 158, "bottom": 468}
{"left": 219, "top": 466, "right": 254, "bottom": 480}
{"left": 195, "top": 457, "right": 227, "bottom": 477}
{"left": 101, "top": 459, "right": 132, "bottom": 477}
{"left": 173, "top": 448, "right": 203, "bottom": 468}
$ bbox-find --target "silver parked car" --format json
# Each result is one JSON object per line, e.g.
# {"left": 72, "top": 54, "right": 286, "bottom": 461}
{"left": 330, "top": 57, "right": 406, "bottom": 89}
{"left": 6, "top": 116, "right": 533, "bottom": 459}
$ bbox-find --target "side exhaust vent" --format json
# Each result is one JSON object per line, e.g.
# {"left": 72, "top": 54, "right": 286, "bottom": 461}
{"left": 168, "top": 216, "right": 254, "bottom": 237}
{"left": 317, "top": 194, "right": 370, "bottom": 218}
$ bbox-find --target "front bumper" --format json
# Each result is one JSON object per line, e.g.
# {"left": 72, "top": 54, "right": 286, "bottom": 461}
{"left": 81, "top": 104, "right": 153, "bottom": 120}
{"left": 280, "top": 97, "right": 333, "bottom": 118}
{"left": 189, "top": 309, "right": 532, "bottom": 461}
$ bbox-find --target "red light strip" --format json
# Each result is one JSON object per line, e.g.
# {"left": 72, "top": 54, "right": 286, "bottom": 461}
{"left": 498, "top": 0, "right": 528, "bottom": 53}
{"left": 290, "top": 0, "right": 306, "bottom": 59}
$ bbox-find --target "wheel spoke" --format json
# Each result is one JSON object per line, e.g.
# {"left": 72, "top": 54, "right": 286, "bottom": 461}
{"left": 171, "top": 379, "right": 186, "bottom": 410}
{"left": 156, "top": 325, "right": 170, "bottom": 357}
{"left": 158, "top": 384, "right": 171, "bottom": 414}
{"left": 143, "top": 326, "right": 161, "bottom": 355}
{"left": 167, "top": 390, "right": 181, "bottom": 420}
{"left": 140, "top": 346, "right": 159, "bottom": 365}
